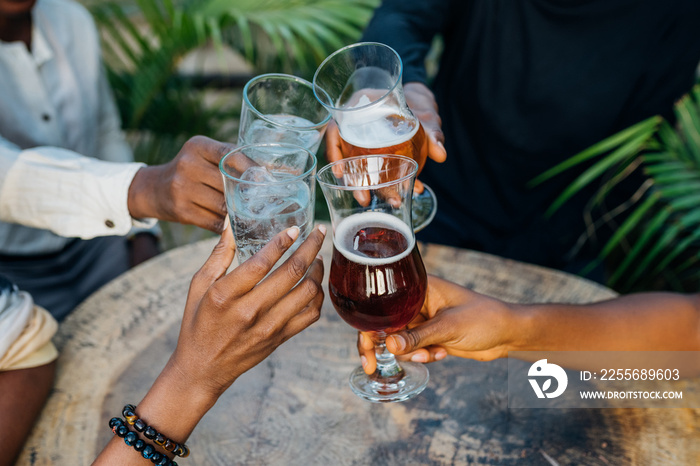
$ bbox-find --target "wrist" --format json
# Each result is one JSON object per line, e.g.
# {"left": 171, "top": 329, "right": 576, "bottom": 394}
{"left": 504, "top": 303, "right": 539, "bottom": 353}
{"left": 127, "top": 166, "right": 158, "bottom": 220}
{"left": 134, "top": 357, "right": 220, "bottom": 444}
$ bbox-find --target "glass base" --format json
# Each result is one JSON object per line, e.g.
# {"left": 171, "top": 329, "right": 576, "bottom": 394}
{"left": 412, "top": 184, "right": 437, "bottom": 233}
{"left": 348, "top": 362, "right": 429, "bottom": 403}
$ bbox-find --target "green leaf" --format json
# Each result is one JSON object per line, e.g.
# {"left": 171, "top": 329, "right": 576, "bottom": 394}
{"left": 600, "top": 191, "right": 660, "bottom": 258}
{"left": 675, "top": 94, "right": 700, "bottom": 163}
{"left": 545, "top": 131, "right": 653, "bottom": 216}
{"left": 650, "top": 170, "right": 700, "bottom": 185}
{"left": 648, "top": 229, "right": 700, "bottom": 280}
{"left": 529, "top": 116, "right": 660, "bottom": 187}
{"left": 669, "top": 192, "right": 700, "bottom": 211}
{"left": 608, "top": 206, "right": 671, "bottom": 285}
{"left": 659, "top": 181, "right": 700, "bottom": 197}
{"left": 621, "top": 225, "right": 681, "bottom": 288}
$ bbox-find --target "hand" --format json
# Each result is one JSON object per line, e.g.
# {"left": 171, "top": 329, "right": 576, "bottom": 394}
{"left": 166, "top": 222, "right": 327, "bottom": 402}
{"left": 127, "top": 136, "right": 254, "bottom": 233}
{"left": 357, "top": 276, "right": 519, "bottom": 374}
{"left": 92, "top": 223, "right": 327, "bottom": 463}
{"left": 403, "top": 82, "right": 446, "bottom": 164}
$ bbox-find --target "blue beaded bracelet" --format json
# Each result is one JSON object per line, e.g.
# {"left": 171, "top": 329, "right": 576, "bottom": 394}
{"left": 109, "top": 417, "right": 178, "bottom": 466}
{"left": 122, "top": 404, "right": 190, "bottom": 458}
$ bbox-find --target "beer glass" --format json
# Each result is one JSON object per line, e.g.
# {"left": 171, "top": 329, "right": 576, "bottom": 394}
{"left": 239, "top": 73, "right": 331, "bottom": 154}
{"left": 313, "top": 42, "right": 437, "bottom": 231}
{"left": 220, "top": 143, "right": 316, "bottom": 265}
{"left": 317, "top": 154, "right": 429, "bottom": 403}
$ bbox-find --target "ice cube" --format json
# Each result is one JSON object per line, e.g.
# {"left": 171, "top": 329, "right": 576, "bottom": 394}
{"left": 234, "top": 166, "right": 310, "bottom": 219}
{"left": 240, "top": 166, "right": 277, "bottom": 183}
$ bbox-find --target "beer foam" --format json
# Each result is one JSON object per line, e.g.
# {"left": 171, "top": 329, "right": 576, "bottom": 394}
{"left": 333, "top": 212, "right": 415, "bottom": 266}
{"left": 338, "top": 104, "right": 419, "bottom": 149}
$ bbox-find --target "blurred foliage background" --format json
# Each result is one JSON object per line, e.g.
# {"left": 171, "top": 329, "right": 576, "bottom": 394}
{"left": 533, "top": 83, "right": 700, "bottom": 293}
{"left": 84, "top": 0, "right": 380, "bottom": 246}
{"left": 84, "top": 1, "right": 700, "bottom": 293}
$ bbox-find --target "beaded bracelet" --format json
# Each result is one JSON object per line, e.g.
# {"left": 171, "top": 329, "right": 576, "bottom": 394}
{"left": 109, "top": 418, "right": 178, "bottom": 466}
{"left": 122, "top": 404, "right": 190, "bottom": 458}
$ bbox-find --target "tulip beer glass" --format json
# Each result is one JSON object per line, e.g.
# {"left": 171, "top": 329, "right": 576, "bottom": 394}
{"left": 313, "top": 42, "right": 437, "bottom": 231}
{"left": 317, "top": 154, "right": 429, "bottom": 402}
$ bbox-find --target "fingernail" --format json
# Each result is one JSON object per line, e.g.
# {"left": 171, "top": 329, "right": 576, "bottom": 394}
{"left": 411, "top": 353, "right": 428, "bottom": 363}
{"left": 287, "top": 226, "right": 300, "bottom": 240}
{"left": 392, "top": 335, "right": 407, "bottom": 352}
{"left": 361, "top": 355, "right": 367, "bottom": 369}
{"left": 222, "top": 216, "right": 230, "bottom": 231}
{"left": 318, "top": 224, "right": 327, "bottom": 235}
{"left": 316, "top": 254, "right": 323, "bottom": 262}
{"left": 435, "top": 349, "right": 447, "bottom": 361}
{"left": 437, "top": 140, "right": 445, "bottom": 151}
{"left": 359, "top": 333, "right": 365, "bottom": 346}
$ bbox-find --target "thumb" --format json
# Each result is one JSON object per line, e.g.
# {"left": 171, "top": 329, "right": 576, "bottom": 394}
{"left": 189, "top": 217, "right": 236, "bottom": 297}
{"left": 386, "top": 320, "right": 446, "bottom": 355}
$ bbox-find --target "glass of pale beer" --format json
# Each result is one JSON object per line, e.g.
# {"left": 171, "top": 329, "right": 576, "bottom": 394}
{"left": 312, "top": 42, "right": 437, "bottom": 231}
{"left": 317, "top": 154, "right": 429, "bottom": 403}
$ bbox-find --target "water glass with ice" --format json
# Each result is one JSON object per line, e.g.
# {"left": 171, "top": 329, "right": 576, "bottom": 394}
{"left": 220, "top": 143, "right": 317, "bottom": 265}
{"left": 239, "top": 73, "right": 331, "bottom": 154}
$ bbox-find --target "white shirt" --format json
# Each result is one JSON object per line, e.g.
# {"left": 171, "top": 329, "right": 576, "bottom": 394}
{"left": 0, "top": 0, "right": 155, "bottom": 255}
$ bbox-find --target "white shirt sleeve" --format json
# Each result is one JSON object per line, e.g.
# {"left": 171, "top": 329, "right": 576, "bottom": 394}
{"left": 0, "top": 138, "right": 154, "bottom": 239}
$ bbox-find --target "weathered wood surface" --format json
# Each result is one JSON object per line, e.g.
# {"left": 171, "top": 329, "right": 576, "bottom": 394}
{"left": 18, "top": 234, "right": 700, "bottom": 465}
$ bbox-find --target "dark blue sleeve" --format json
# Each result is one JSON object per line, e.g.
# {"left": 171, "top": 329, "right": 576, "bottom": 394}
{"left": 361, "top": 0, "right": 454, "bottom": 84}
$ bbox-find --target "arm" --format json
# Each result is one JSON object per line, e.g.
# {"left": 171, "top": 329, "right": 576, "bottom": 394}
{"left": 357, "top": 276, "right": 700, "bottom": 373}
{"left": 94, "top": 222, "right": 327, "bottom": 464}
{"left": 0, "top": 135, "right": 232, "bottom": 237}
{"left": 0, "top": 362, "right": 55, "bottom": 466}
{"left": 94, "top": 53, "right": 162, "bottom": 266}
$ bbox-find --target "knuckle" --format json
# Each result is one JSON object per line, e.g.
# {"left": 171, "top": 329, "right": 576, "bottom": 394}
{"left": 217, "top": 142, "right": 234, "bottom": 161}
{"left": 204, "top": 285, "right": 228, "bottom": 310}
{"left": 301, "top": 278, "right": 320, "bottom": 298}
{"left": 286, "top": 256, "right": 308, "bottom": 282}
{"left": 253, "top": 322, "right": 275, "bottom": 340}
{"left": 237, "top": 305, "right": 259, "bottom": 327}
{"left": 273, "top": 232, "right": 292, "bottom": 252}
{"left": 190, "top": 268, "right": 210, "bottom": 287}
{"left": 307, "top": 307, "right": 321, "bottom": 325}
{"left": 187, "top": 135, "right": 206, "bottom": 146}
{"left": 247, "top": 258, "right": 272, "bottom": 277}
{"left": 404, "top": 328, "right": 421, "bottom": 350}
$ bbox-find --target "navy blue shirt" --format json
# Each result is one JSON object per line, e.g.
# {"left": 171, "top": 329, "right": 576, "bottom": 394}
{"left": 363, "top": 0, "right": 700, "bottom": 271}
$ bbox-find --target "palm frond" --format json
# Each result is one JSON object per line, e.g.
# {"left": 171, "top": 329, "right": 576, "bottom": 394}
{"left": 197, "top": 0, "right": 379, "bottom": 75}
{"left": 534, "top": 83, "right": 700, "bottom": 292}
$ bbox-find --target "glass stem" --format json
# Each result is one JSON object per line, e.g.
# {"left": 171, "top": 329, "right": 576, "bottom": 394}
{"left": 374, "top": 333, "right": 403, "bottom": 380}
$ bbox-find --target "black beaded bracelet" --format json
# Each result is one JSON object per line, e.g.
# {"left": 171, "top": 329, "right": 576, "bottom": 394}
{"left": 110, "top": 418, "right": 178, "bottom": 465}
{"left": 122, "top": 404, "right": 190, "bottom": 458}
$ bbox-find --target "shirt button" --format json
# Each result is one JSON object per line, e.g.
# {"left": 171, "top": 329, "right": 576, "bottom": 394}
{"left": 105, "top": 220, "right": 115, "bottom": 228}
{"left": 42, "top": 114, "right": 51, "bottom": 122}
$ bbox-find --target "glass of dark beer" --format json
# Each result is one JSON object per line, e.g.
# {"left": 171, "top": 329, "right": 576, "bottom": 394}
{"left": 317, "top": 154, "right": 429, "bottom": 403}
{"left": 313, "top": 42, "right": 437, "bottom": 232}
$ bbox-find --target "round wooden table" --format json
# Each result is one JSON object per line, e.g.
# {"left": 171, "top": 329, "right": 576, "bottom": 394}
{"left": 18, "top": 234, "right": 700, "bottom": 465}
